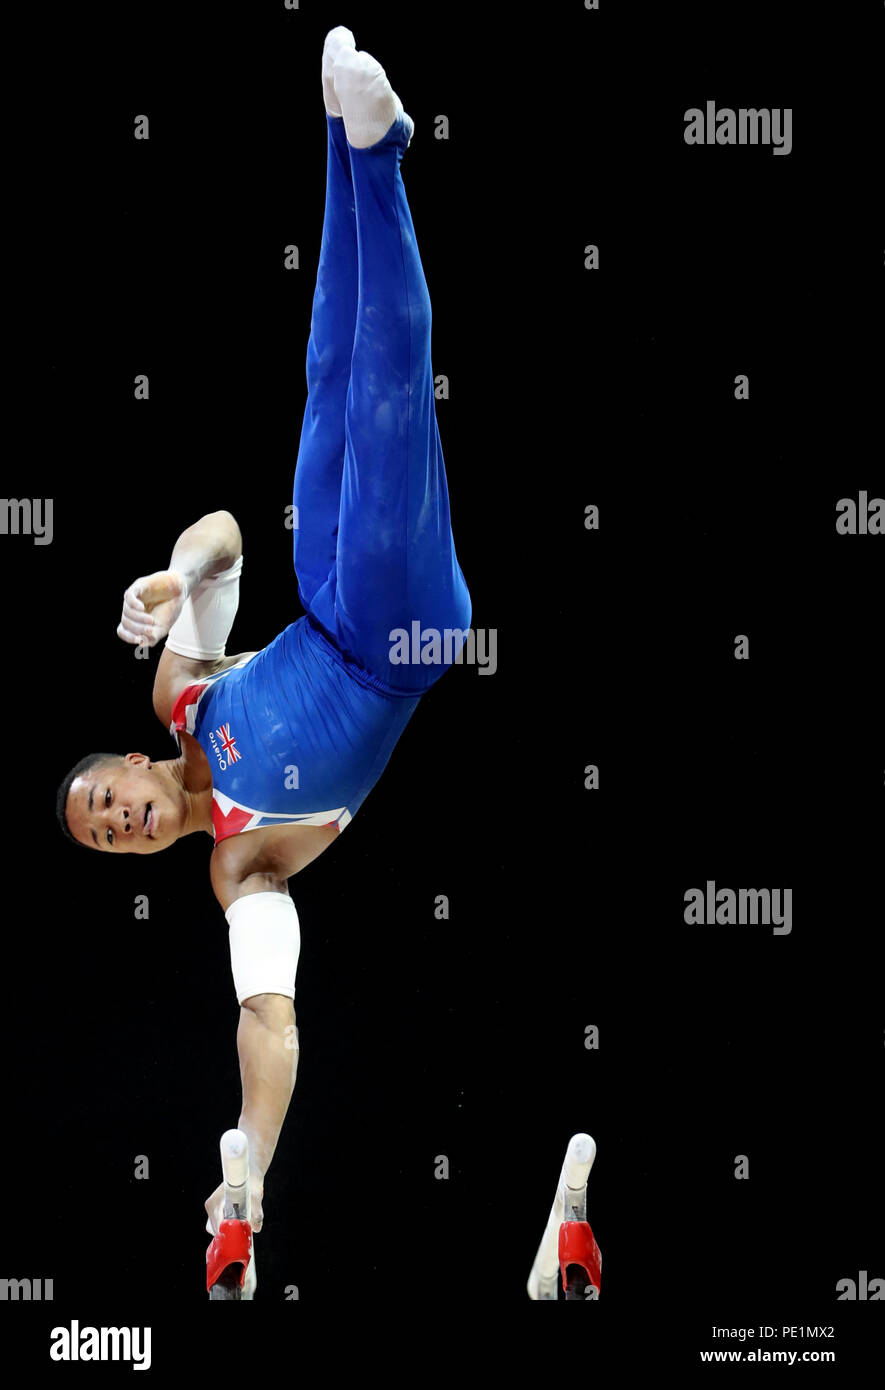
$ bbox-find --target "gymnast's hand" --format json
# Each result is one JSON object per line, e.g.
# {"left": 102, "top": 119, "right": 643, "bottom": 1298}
{"left": 204, "top": 1173, "right": 265, "bottom": 1237}
{"left": 116, "top": 570, "right": 188, "bottom": 647}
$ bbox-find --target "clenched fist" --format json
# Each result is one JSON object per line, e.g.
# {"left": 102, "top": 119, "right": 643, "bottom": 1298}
{"left": 205, "top": 1172, "right": 265, "bottom": 1236}
{"left": 117, "top": 570, "right": 189, "bottom": 647}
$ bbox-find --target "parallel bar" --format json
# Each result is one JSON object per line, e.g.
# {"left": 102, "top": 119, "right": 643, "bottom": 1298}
{"left": 207, "top": 1128, "right": 257, "bottom": 1300}
{"left": 527, "top": 1133, "right": 597, "bottom": 1300}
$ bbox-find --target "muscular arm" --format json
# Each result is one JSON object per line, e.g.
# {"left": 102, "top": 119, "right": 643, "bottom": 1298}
{"left": 168, "top": 509, "right": 242, "bottom": 590}
{"left": 147, "top": 510, "right": 247, "bottom": 722}
{"left": 119, "top": 510, "right": 242, "bottom": 658}
{"left": 236, "top": 994, "right": 300, "bottom": 1181}
{"left": 217, "top": 875, "right": 303, "bottom": 1188}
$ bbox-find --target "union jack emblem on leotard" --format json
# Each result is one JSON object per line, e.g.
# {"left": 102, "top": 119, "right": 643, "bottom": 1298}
{"left": 217, "top": 723, "right": 241, "bottom": 763}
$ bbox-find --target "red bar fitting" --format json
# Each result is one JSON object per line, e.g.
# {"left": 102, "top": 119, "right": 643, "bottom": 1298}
{"left": 558, "top": 1220, "right": 602, "bottom": 1294}
{"left": 206, "top": 1218, "right": 253, "bottom": 1292}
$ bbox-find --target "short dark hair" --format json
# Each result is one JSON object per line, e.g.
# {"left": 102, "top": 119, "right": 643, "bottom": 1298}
{"left": 56, "top": 752, "right": 122, "bottom": 848}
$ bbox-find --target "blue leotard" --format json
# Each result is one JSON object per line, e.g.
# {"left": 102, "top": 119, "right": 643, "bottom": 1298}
{"left": 170, "top": 616, "right": 421, "bottom": 841}
{"left": 170, "top": 111, "right": 470, "bottom": 844}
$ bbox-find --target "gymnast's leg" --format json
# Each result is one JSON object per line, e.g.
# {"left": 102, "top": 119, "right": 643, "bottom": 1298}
{"left": 291, "top": 28, "right": 359, "bottom": 624}
{"left": 330, "top": 47, "right": 472, "bottom": 694}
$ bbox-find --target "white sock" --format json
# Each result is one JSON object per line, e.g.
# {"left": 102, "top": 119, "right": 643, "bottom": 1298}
{"left": 322, "top": 26, "right": 356, "bottom": 117}
{"left": 332, "top": 47, "right": 410, "bottom": 149}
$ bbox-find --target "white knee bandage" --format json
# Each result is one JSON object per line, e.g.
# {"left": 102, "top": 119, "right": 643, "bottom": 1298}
{"left": 166, "top": 554, "right": 243, "bottom": 661}
{"left": 226, "top": 891, "right": 300, "bottom": 1005}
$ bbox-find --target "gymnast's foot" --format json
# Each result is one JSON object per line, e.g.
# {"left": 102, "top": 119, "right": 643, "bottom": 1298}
{"left": 322, "top": 26, "right": 356, "bottom": 117}
{"left": 332, "top": 45, "right": 414, "bottom": 150}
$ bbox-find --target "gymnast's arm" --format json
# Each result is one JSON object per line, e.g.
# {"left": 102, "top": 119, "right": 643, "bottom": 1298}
{"left": 167, "top": 508, "right": 243, "bottom": 591}
{"left": 116, "top": 509, "right": 243, "bottom": 652}
{"left": 215, "top": 873, "right": 302, "bottom": 1192}
{"left": 235, "top": 991, "right": 299, "bottom": 1185}
{"left": 204, "top": 987, "right": 297, "bottom": 1236}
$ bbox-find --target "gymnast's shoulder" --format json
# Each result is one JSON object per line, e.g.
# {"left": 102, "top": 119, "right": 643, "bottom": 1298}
{"left": 151, "top": 645, "right": 260, "bottom": 729}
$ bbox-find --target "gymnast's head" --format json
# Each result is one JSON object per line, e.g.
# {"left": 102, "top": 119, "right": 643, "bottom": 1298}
{"left": 56, "top": 751, "right": 186, "bottom": 855}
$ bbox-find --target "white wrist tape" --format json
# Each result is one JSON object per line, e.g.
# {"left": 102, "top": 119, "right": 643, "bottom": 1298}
{"left": 225, "top": 891, "right": 300, "bottom": 1005}
{"left": 165, "top": 554, "right": 243, "bottom": 661}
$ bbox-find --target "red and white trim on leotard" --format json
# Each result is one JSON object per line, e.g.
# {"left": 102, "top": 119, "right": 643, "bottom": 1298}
{"left": 169, "top": 657, "right": 254, "bottom": 740}
{"left": 170, "top": 681, "right": 212, "bottom": 739}
{"left": 210, "top": 788, "right": 352, "bottom": 843}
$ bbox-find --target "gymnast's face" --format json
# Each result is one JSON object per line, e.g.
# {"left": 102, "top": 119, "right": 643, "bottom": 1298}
{"left": 66, "top": 753, "right": 181, "bottom": 854}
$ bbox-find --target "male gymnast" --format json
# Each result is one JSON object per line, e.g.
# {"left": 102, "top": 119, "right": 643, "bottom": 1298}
{"left": 55, "top": 27, "right": 471, "bottom": 1242}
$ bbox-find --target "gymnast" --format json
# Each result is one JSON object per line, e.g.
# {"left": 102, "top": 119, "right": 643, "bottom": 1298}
{"left": 55, "top": 27, "right": 471, "bottom": 1243}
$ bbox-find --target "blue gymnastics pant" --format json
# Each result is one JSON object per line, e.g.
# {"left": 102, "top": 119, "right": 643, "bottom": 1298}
{"left": 292, "top": 111, "right": 472, "bottom": 696}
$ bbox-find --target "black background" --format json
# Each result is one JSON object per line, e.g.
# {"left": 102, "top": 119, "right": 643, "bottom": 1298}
{"left": 4, "top": 0, "right": 883, "bottom": 1372}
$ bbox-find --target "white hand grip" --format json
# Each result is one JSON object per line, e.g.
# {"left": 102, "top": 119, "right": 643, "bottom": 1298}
{"left": 563, "top": 1132, "right": 596, "bottom": 1189}
{"left": 220, "top": 1129, "right": 249, "bottom": 1189}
